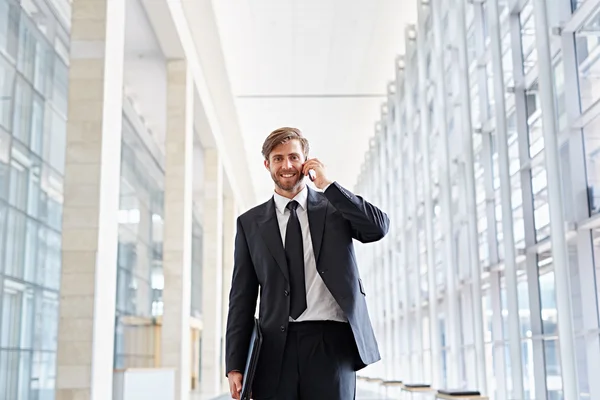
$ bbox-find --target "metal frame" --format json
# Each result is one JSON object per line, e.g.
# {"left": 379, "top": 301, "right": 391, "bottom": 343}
{"left": 354, "top": 0, "right": 600, "bottom": 398}
{"left": 507, "top": 0, "right": 549, "bottom": 398}
{"left": 487, "top": 0, "right": 525, "bottom": 396}
{"left": 406, "top": 23, "right": 426, "bottom": 380}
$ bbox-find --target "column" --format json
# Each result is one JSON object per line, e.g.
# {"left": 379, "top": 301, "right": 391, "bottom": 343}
{"left": 430, "top": 0, "right": 447, "bottom": 388}
{"left": 507, "top": 3, "right": 547, "bottom": 397}
{"left": 394, "top": 56, "right": 412, "bottom": 380}
{"left": 406, "top": 31, "right": 424, "bottom": 379}
{"left": 200, "top": 148, "right": 224, "bottom": 397}
{"left": 55, "top": 0, "right": 125, "bottom": 399}
{"left": 487, "top": 0, "right": 525, "bottom": 396}
{"left": 532, "top": 0, "right": 578, "bottom": 397}
{"left": 416, "top": 1, "right": 437, "bottom": 380}
{"left": 561, "top": 1, "right": 600, "bottom": 398}
{"left": 221, "top": 193, "right": 237, "bottom": 393}
{"left": 162, "top": 59, "right": 194, "bottom": 400}
{"left": 453, "top": 0, "right": 487, "bottom": 390}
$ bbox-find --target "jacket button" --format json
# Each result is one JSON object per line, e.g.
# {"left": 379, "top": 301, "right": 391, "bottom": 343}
{"left": 284, "top": 290, "right": 289, "bottom": 296}
{"left": 280, "top": 325, "right": 286, "bottom": 332}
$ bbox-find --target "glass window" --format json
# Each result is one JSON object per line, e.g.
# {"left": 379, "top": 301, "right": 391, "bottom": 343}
{"left": 583, "top": 114, "right": 600, "bottom": 215}
{"left": 553, "top": 59, "right": 567, "bottom": 132}
{"left": 12, "top": 77, "right": 32, "bottom": 146}
{"left": 0, "top": 54, "right": 15, "bottom": 130}
{"left": 51, "top": 57, "right": 67, "bottom": 118}
{"left": 4, "top": 208, "right": 26, "bottom": 278}
{"left": 9, "top": 159, "right": 27, "bottom": 211}
{"left": 32, "top": 37, "right": 48, "bottom": 96}
{"left": 0, "top": 0, "right": 20, "bottom": 61}
{"left": 41, "top": 229, "right": 61, "bottom": 291}
{"left": 576, "top": 11, "right": 600, "bottom": 112}
{"left": 520, "top": 2, "right": 537, "bottom": 76}
{"left": 591, "top": 228, "right": 600, "bottom": 321}
{"left": 0, "top": 202, "right": 7, "bottom": 271}
{"left": 33, "top": 291, "right": 59, "bottom": 351}
{"left": 23, "top": 218, "right": 37, "bottom": 282}
{"left": 45, "top": 108, "right": 65, "bottom": 174}
{"left": 31, "top": 350, "right": 57, "bottom": 399}
{"left": 0, "top": 129, "right": 10, "bottom": 200}
{"left": 16, "top": 15, "right": 37, "bottom": 83}
{"left": 30, "top": 93, "right": 43, "bottom": 156}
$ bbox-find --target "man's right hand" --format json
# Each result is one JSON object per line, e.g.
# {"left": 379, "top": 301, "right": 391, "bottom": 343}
{"left": 228, "top": 371, "right": 243, "bottom": 399}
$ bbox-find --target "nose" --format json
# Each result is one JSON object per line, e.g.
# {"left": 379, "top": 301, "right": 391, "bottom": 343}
{"left": 283, "top": 159, "right": 293, "bottom": 169}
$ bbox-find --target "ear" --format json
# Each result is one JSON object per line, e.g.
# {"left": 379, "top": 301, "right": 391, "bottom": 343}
{"left": 264, "top": 159, "right": 270, "bottom": 171}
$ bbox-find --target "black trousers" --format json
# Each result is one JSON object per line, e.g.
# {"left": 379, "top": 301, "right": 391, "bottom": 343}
{"left": 258, "top": 320, "right": 357, "bottom": 400}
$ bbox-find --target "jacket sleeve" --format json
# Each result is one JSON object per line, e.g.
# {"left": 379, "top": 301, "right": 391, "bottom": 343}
{"left": 323, "top": 181, "right": 390, "bottom": 243}
{"left": 225, "top": 217, "right": 259, "bottom": 376}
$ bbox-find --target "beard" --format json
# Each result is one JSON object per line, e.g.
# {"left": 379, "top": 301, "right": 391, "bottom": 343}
{"left": 271, "top": 168, "right": 304, "bottom": 192}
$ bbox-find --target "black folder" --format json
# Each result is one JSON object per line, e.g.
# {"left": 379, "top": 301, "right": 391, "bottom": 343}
{"left": 241, "top": 318, "right": 263, "bottom": 400}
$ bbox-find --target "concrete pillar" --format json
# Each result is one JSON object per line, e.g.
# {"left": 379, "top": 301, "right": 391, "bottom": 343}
{"left": 161, "top": 59, "right": 195, "bottom": 400}
{"left": 200, "top": 148, "right": 224, "bottom": 397}
{"left": 55, "top": 0, "right": 125, "bottom": 399}
{"left": 221, "top": 193, "right": 237, "bottom": 393}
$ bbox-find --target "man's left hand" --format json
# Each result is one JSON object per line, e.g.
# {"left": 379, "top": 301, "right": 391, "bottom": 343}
{"left": 302, "top": 158, "right": 333, "bottom": 190}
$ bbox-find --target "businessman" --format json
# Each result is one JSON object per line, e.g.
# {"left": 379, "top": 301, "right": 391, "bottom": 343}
{"left": 225, "top": 127, "right": 390, "bottom": 399}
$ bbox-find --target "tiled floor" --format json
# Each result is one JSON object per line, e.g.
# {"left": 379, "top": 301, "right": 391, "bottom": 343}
{"left": 197, "top": 385, "right": 392, "bottom": 400}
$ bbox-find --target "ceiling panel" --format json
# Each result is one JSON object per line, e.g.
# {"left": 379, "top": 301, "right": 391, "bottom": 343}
{"left": 212, "top": 0, "right": 417, "bottom": 200}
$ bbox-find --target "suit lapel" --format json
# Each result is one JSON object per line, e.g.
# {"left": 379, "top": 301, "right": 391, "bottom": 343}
{"left": 307, "top": 187, "right": 327, "bottom": 263}
{"left": 256, "top": 198, "right": 289, "bottom": 281}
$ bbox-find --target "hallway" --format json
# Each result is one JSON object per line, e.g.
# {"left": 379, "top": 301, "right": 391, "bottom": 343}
{"left": 202, "top": 386, "right": 392, "bottom": 400}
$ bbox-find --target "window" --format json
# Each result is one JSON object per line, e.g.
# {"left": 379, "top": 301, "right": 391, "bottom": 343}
{"left": 0, "top": 55, "right": 15, "bottom": 130}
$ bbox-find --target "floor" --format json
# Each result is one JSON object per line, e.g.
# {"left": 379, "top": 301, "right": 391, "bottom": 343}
{"left": 196, "top": 384, "right": 393, "bottom": 400}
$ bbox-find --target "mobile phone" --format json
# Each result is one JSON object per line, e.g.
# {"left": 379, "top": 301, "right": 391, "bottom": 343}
{"left": 308, "top": 169, "right": 316, "bottom": 182}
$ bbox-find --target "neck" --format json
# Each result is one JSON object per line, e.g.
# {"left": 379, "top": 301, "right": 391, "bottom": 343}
{"left": 275, "top": 182, "right": 306, "bottom": 199}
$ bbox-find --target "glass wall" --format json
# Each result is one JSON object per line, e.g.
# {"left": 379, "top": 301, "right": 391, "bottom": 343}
{"left": 113, "top": 115, "right": 165, "bottom": 369}
{"left": 356, "top": 0, "right": 600, "bottom": 398}
{"left": 0, "top": 0, "right": 69, "bottom": 398}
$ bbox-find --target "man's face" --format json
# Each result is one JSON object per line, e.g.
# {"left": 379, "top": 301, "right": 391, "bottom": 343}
{"left": 264, "top": 139, "right": 306, "bottom": 193}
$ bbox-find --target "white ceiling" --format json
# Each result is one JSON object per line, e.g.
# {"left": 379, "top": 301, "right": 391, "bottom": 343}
{"left": 211, "top": 0, "right": 417, "bottom": 199}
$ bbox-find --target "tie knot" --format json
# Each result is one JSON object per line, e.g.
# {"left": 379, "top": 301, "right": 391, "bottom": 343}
{"left": 286, "top": 200, "right": 299, "bottom": 211}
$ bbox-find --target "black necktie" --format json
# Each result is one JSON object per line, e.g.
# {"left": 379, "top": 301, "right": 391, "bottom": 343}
{"left": 285, "top": 201, "right": 307, "bottom": 319}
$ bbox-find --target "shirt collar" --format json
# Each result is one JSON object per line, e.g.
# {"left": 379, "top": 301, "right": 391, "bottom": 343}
{"left": 273, "top": 185, "right": 308, "bottom": 214}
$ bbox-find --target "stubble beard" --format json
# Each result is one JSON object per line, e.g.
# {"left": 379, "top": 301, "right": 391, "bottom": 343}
{"left": 272, "top": 170, "right": 304, "bottom": 194}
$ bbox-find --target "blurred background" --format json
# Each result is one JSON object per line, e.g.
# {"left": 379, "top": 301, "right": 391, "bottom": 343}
{"left": 0, "top": 0, "right": 599, "bottom": 399}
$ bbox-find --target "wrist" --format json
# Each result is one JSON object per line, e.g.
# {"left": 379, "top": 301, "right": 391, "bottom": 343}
{"left": 318, "top": 179, "right": 333, "bottom": 190}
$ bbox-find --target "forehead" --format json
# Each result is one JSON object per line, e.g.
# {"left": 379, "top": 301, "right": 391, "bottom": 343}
{"left": 270, "top": 139, "right": 303, "bottom": 156}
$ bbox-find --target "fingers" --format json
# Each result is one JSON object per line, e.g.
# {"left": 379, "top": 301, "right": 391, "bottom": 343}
{"left": 229, "top": 379, "right": 241, "bottom": 399}
{"left": 302, "top": 158, "right": 323, "bottom": 175}
{"left": 229, "top": 375, "right": 242, "bottom": 400}
{"left": 235, "top": 377, "right": 243, "bottom": 393}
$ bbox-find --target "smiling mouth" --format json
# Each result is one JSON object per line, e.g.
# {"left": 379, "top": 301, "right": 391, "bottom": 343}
{"left": 280, "top": 173, "right": 296, "bottom": 178}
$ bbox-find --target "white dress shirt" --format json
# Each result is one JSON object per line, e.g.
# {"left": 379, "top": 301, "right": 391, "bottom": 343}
{"left": 273, "top": 186, "right": 347, "bottom": 322}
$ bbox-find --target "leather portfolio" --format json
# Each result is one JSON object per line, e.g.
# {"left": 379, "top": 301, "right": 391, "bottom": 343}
{"left": 241, "top": 318, "right": 263, "bottom": 400}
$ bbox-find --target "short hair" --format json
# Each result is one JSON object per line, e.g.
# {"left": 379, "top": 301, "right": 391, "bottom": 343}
{"left": 261, "top": 127, "right": 310, "bottom": 160}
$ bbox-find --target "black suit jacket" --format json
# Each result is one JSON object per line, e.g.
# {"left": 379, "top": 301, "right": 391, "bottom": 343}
{"left": 225, "top": 182, "right": 390, "bottom": 398}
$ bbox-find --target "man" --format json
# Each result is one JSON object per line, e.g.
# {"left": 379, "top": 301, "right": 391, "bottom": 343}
{"left": 225, "top": 127, "right": 389, "bottom": 399}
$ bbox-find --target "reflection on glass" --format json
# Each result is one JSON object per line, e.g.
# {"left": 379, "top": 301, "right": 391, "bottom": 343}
{"left": 590, "top": 229, "right": 600, "bottom": 320}
{"left": 0, "top": 2, "right": 66, "bottom": 399}
{"left": 544, "top": 338, "right": 563, "bottom": 399}
{"left": 114, "top": 116, "right": 164, "bottom": 370}
{"left": 539, "top": 267, "right": 557, "bottom": 335}
{"left": 0, "top": 55, "right": 15, "bottom": 130}
{"left": 583, "top": 114, "right": 600, "bottom": 215}
{"left": 576, "top": 10, "right": 600, "bottom": 111}
{"left": 520, "top": 2, "right": 537, "bottom": 76}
